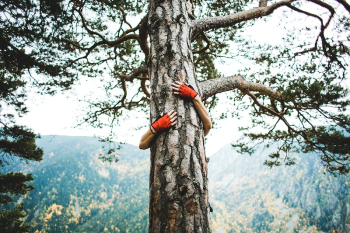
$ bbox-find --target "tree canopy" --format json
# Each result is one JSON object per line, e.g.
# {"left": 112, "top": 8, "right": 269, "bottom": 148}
{"left": 1, "top": 0, "right": 350, "bottom": 231}
{"left": 1, "top": 0, "right": 349, "bottom": 171}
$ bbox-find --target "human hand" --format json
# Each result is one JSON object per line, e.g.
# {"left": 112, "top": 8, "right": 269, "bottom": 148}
{"left": 151, "top": 110, "right": 177, "bottom": 133}
{"left": 172, "top": 81, "right": 198, "bottom": 100}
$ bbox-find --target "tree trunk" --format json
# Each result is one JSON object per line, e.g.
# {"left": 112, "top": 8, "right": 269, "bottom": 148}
{"left": 147, "top": 0, "right": 211, "bottom": 232}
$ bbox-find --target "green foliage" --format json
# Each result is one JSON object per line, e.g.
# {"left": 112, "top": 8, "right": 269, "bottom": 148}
{"left": 0, "top": 0, "right": 76, "bottom": 94}
{"left": 0, "top": 126, "right": 43, "bottom": 164}
{"left": 8, "top": 136, "right": 149, "bottom": 233}
{"left": 0, "top": 0, "right": 47, "bottom": 227}
{"left": 0, "top": 172, "right": 35, "bottom": 204}
{"left": 0, "top": 125, "right": 42, "bottom": 228}
{"left": 0, "top": 204, "right": 30, "bottom": 233}
{"left": 4, "top": 135, "right": 350, "bottom": 233}
{"left": 0, "top": 0, "right": 349, "bottom": 179}
{"left": 229, "top": 2, "right": 350, "bottom": 175}
{"left": 209, "top": 143, "right": 350, "bottom": 232}
{"left": 98, "top": 148, "right": 120, "bottom": 163}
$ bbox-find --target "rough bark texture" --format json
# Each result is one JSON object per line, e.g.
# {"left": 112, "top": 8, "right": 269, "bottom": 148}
{"left": 148, "top": 0, "right": 211, "bottom": 232}
{"left": 199, "top": 75, "right": 281, "bottom": 101}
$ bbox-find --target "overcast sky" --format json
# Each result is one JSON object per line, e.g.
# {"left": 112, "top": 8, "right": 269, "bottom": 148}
{"left": 15, "top": 6, "right": 317, "bottom": 156}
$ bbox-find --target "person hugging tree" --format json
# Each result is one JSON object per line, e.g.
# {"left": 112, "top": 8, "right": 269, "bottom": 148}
{"left": 139, "top": 81, "right": 212, "bottom": 150}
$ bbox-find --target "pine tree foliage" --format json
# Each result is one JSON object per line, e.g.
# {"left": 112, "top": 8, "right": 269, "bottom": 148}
{"left": 1, "top": 0, "right": 350, "bottom": 231}
{"left": 0, "top": 77, "right": 43, "bottom": 230}
{"left": 0, "top": 2, "right": 349, "bottom": 172}
{"left": 1, "top": 1, "right": 45, "bottom": 230}
{"left": 0, "top": 68, "right": 43, "bottom": 231}
{"left": 0, "top": 204, "right": 30, "bottom": 232}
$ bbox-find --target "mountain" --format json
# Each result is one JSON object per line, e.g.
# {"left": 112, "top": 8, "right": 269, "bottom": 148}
{"left": 5, "top": 136, "right": 149, "bottom": 233}
{"left": 3, "top": 135, "right": 350, "bottom": 232}
{"left": 209, "top": 144, "right": 350, "bottom": 233}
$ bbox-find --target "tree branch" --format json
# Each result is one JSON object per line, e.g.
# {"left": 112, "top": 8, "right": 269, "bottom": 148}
{"left": 120, "top": 64, "right": 148, "bottom": 82}
{"left": 192, "top": 0, "right": 295, "bottom": 34}
{"left": 139, "top": 15, "right": 150, "bottom": 58}
{"left": 64, "top": 33, "right": 140, "bottom": 68}
{"left": 193, "top": 32, "right": 211, "bottom": 54}
{"left": 118, "top": 6, "right": 133, "bottom": 29}
{"left": 141, "top": 77, "right": 151, "bottom": 98}
{"left": 0, "top": 36, "right": 54, "bottom": 74}
{"left": 335, "top": 0, "right": 350, "bottom": 13}
{"left": 288, "top": 2, "right": 343, "bottom": 68}
{"left": 76, "top": 8, "right": 109, "bottom": 42}
{"left": 199, "top": 75, "right": 280, "bottom": 101}
{"left": 75, "top": 7, "right": 140, "bottom": 47}
{"left": 288, "top": 4, "right": 327, "bottom": 56}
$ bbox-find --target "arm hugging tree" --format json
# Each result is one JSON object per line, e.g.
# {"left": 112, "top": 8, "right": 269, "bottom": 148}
{"left": 1, "top": 0, "right": 350, "bottom": 231}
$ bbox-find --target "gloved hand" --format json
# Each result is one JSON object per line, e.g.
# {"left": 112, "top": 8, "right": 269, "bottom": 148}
{"left": 172, "top": 81, "right": 198, "bottom": 100}
{"left": 151, "top": 114, "right": 172, "bottom": 133}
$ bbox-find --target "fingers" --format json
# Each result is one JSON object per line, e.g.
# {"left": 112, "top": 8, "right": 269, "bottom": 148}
{"left": 172, "top": 81, "right": 190, "bottom": 95}
{"left": 167, "top": 110, "right": 177, "bottom": 118}
{"left": 172, "top": 88, "right": 180, "bottom": 94}
{"left": 172, "top": 81, "right": 183, "bottom": 87}
{"left": 172, "top": 82, "right": 183, "bottom": 96}
{"left": 172, "top": 81, "right": 190, "bottom": 88}
{"left": 170, "top": 115, "right": 177, "bottom": 123}
{"left": 171, "top": 83, "right": 181, "bottom": 91}
{"left": 172, "top": 81, "right": 182, "bottom": 86}
{"left": 167, "top": 110, "right": 177, "bottom": 126}
{"left": 167, "top": 110, "right": 174, "bottom": 116}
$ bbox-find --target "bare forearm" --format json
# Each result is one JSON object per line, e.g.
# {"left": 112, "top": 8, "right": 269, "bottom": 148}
{"left": 193, "top": 95, "right": 212, "bottom": 136}
{"left": 139, "top": 110, "right": 177, "bottom": 150}
{"left": 171, "top": 81, "right": 211, "bottom": 136}
{"left": 139, "top": 128, "right": 156, "bottom": 150}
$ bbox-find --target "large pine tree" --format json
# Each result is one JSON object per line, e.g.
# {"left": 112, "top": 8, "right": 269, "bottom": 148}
{"left": 1, "top": 0, "right": 349, "bottom": 231}
{"left": 0, "top": 71, "right": 43, "bottom": 231}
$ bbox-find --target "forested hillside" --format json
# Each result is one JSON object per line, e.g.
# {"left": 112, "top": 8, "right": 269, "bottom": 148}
{"left": 209, "top": 145, "right": 350, "bottom": 233}
{"left": 4, "top": 136, "right": 350, "bottom": 232}
{"left": 5, "top": 136, "right": 149, "bottom": 233}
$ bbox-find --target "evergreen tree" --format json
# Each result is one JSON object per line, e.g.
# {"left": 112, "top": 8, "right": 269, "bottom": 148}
{"left": 0, "top": 78, "right": 43, "bottom": 230}
{"left": 1, "top": 0, "right": 50, "bottom": 230}
{"left": 1, "top": 0, "right": 349, "bottom": 231}
{"left": 0, "top": 204, "right": 30, "bottom": 232}
{"left": 0, "top": 53, "right": 44, "bottom": 231}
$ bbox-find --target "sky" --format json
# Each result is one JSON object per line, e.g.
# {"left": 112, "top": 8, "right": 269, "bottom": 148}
{"left": 16, "top": 21, "right": 285, "bottom": 157}
{"left": 17, "top": 65, "right": 246, "bottom": 157}
{"left": 14, "top": 3, "right": 331, "bottom": 157}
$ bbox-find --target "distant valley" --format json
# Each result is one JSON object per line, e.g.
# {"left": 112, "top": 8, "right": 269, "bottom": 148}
{"left": 4, "top": 135, "right": 350, "bottom": 232}
{"left": 209, "top": 144, "right": 350, "bottom": 232}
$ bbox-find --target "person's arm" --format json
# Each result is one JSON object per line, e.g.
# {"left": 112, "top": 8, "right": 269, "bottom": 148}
{"left": 172, "top": 81, "right": 212, "bottom": 136}
{"left": 139, "top": 110, "right": 177, "bottom": 150}
{"left": 139, "top": 127, "right": 157, "bottom": 150}
{"left": 192, "top": 95, "right": 212, "bottom": 136}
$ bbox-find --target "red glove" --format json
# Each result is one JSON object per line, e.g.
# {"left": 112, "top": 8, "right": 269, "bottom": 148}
{"left": 179, "top": 84, "right": 198, "bottom": 100}
{"left": 151, "top": 114, "right": 172, "bottom": 132}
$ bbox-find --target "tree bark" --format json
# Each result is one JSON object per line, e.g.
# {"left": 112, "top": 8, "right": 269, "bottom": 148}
{"left": 199, "top": 75, "right": 281, "bottom": 101}
{"left": 148, "top": 0, "right": 211, "bottom": 232}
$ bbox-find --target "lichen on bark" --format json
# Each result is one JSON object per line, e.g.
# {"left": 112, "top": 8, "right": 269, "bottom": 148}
{"left": 148, "top": 0, "right": 211, "bottom": 232}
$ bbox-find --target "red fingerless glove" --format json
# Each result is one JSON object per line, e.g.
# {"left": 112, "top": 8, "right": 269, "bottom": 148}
{"left": 179, "top": 84, "right": 198, "bottom": 100}
{"left": 151, "top": 114, "right": 172, "bottom": 132}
